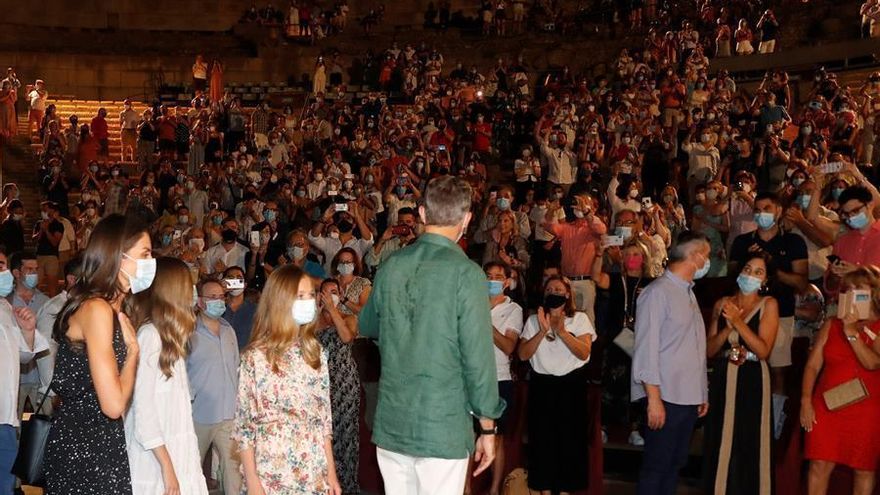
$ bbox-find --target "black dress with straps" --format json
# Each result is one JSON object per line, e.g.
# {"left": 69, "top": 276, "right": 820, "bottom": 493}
{"left": 43, "top": 310, "right": 132, "bottom": 494}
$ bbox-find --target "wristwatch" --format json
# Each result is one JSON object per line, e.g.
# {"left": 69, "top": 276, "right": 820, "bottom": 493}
{"left": 478, "top": 425, "right": 498, "bottom": 436}
{"left": 846, "top": 334, "right": 858, "bottom": 343}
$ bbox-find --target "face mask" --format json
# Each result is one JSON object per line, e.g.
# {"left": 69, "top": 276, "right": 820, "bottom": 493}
{"left": 329, "top": 231, "right": 340, "bottom": 240}
{"left": 487, "top": 280, "right": 505, "bottom": 297}
{"left": 187, "top": 238, "right": 204, "bottom": 252}
{"left": 572, "top": 209, "right": 585, "bottom": 219}
{"left": 292, "top": 298, "right": 317, "bottom": 325}
{"left": 706, "top": 189, "right": 718, "bottom": 200}
{"left": 736, "top": 273, "right": 762, "bottom": 294}
{"left": 337, "top": 262, "right": 355, "bottom": 276}
{"left": 832, "top": 187, "right": 845, "bottom": 200}
{"left": 792, "top": 177, "right": 805, "bottom": 187}
{"left": 496, "top": 197, "right": 511, "bottom": 211}
{"left": 543, "top": 293, "right": 568, "bottom": 310}
{"left": 229, "top": 286, "right": 244, "bottom": 297}
{"left": 264, "top": 210, "right": 276, "bottom": 222}
{"left": 328, "top": 293, "right": 341, "bottom": 307}
{"left": 802, "top": 126, "right": 812, "bottom": 135}
{"left": 288, "top": 245, "right": 305, "bottom": 260}
{"left": 700, "top": 134, "right": 711, "bottom": 143}
{"left": 847, "top": 211, "right": 870, "bottom": 230}
{"left": 662, "top": 194, "right": 675, "bottom": 203}
{"left": 624, "top": 255, "right": 644, "bottom": 271}
{"left": 622, "top": 137, "right": 632, "bottom": 144}
{"left": 122, "top": 254, "right": 157, "bottom": 294}
{"left": 41, "top": 211, "right": 49, "bottom": 220}
{"left": 629, "top": 189, "right": 640, "bottom": 199}
{"left": 0, "top": 270, "right": 13, "bottom": 297}
{"left": 179, "top": 215, "right": 189, "bottom": 225}
{"left": 754, "top": 212, "right": 776, "bottom": 230}
{"left": 12, "top": 213, "right": 23, "bottom": 221}
{"left": 204, "top": 299, "right": 227, "bottom": 319}
{"left": 797, "top": 195, "right": 812, "bottom": 210}
{"left": 616, "top": 226, "right": 633, "bottom": 240}
{"left": 162, "top": 234, "right": 172, "bottom": 246}
{"left": 23, "top": 273, "right": 39, "bottom": 289}
{"left": 694, "top": 257, "right": 710, "bottom": 279}
{"left": 315, "top": 174, "right": 324, "bottom": 181}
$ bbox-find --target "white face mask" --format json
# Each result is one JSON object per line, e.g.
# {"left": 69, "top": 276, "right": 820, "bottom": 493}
{"left": 292, "top": 298, "right": 317, "bottom": 325}
{"left": 121, "top": 254, "right": 157, "bottom": 294}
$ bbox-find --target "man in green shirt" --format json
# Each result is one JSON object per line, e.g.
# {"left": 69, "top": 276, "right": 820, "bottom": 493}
{"left": 361, "top": 176, "right": 505, "bottom": 494}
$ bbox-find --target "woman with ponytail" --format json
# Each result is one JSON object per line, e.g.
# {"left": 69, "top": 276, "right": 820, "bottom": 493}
{"left": 124, "top": 257, "right": 207, "bottom": 494}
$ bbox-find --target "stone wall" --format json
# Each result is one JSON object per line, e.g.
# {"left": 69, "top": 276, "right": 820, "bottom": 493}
{"left": 5, "top": 0, "right": 243, "bottom": 31}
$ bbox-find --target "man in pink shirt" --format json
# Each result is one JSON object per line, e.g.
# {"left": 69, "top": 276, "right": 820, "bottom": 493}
{"left": 832, "top": 185, "right": 880, "bottom": 271}
{"left": 543, "top": 193, "right": 607, "bottom": 322}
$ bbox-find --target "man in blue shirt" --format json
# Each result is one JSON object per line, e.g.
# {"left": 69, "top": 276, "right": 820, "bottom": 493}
{"left": 9, "top": 250, "right": 50, "bottom": 418}
{"left": 188, "top": 278, "right": 241, "bottom": 495}
{"left": 632, "top": 231, "right": 710, "bottom": 495}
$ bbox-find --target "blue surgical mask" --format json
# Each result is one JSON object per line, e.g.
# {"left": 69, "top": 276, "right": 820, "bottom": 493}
{"left": 264, "top": 210, "right": 276, "bottom": 222}
{"left": 847, "top": 211, "right": 870, "bottom": 230}
{"left": 0, "top": 270, "right": 13, "bottom": 297}
{"left": 694, "top": 257, "right": 710, "bottom": 280}
{"left": 487, "top": 280, "right": 504, "bottom": 296}
{"left": 203, "top": 299, "right": 227, "bottom": 319}
{"left": 23, "top": 273, "right": 39, "bottom": 289}
{"left": 162, "top": 234, "right": 172, "bottom": 246}
{"left": 292, "top": 298, "right": 317, "bottom": 325}
{"left": 796, "top": 195, "right": 811, "bottom": 210}
{"left": 754, "top": 212, "right": 776, "bottom": 230}
{"left": 121, "top": 254, "right": 157, "bottom": 294}
{"left": 496, "top": 197, "right": 511, "bottom": 211}
{"left": 736, "top": 273, "right": 762, "bottom": 294}
{"left": 832, "top": 187, "right": 844, "bottom": 200}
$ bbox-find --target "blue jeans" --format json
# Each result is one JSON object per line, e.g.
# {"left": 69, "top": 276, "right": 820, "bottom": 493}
{"left": 0, "top": 424, "right": 16, "bottom": 495}
{"left": 637, "top": 401, "right": 698, "bottom": 495}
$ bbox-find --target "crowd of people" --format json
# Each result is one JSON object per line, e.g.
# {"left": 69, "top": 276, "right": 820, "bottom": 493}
{"left": 240, "top": 1, "right": 385, "bottom": 43}
{"left": 2, "top": 1, "right": 880, "bottom": 494}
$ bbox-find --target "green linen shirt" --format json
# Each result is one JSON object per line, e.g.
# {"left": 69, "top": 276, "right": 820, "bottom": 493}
{"left": 360, "top": 232, "right": 506, "bottom": 459}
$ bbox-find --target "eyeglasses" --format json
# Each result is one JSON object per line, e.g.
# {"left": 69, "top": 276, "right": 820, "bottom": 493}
{"left": 839, "top": 203, "right": 866, "bottom": 220}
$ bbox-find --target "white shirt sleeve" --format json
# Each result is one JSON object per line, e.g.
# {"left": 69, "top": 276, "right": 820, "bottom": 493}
{"left": 130, "top": 325, "right": 166, "bottom": 450}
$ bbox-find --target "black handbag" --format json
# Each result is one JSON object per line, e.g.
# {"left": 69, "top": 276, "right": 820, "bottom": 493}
{"left": 12, "top": 385, "right": 53, "bottom": 487}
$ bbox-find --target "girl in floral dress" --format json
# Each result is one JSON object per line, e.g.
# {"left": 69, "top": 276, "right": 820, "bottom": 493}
{"left": 234, "top": 264, "right": 342, "bottom": 494}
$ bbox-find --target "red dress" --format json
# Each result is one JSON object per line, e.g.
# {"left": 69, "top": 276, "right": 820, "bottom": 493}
{"left": 805, "top": 319, "right": 880, "bottom": 470}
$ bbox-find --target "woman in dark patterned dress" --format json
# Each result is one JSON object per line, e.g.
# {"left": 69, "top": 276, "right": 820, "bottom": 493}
{"left": 43, "top": 213, "right": 156, "bottom": 493}
{"left": 317, "top": 278, "right": 361, "bottom": 494}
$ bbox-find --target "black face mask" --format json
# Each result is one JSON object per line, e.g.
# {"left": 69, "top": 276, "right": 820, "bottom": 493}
{"left": 544, "top": 293, "right": 567, "bottom": 310}
{"left": 337, "top": 220, "right": 354, "bottom": 233}
{"left": 221, "top": 229, "right": 237, "bottom": 243}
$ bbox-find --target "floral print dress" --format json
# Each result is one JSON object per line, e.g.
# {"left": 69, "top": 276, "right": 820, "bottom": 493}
{"left": 234, "top": 343, "right": 333, "bottom": 494}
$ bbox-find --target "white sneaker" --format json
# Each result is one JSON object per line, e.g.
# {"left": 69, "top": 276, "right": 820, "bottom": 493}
{"left": 601, "top": 428, "right": 608, "bottom": 444}
{"left": 628, "top": 430, "right": 645, "bottom": 446}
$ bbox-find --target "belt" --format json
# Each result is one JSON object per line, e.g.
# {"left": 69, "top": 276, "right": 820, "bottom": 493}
{"left": 724, "top": 349, "right": 759, "bottom": 362}
{"left": 568, "top": 275, "right": 592, "bottom": 281}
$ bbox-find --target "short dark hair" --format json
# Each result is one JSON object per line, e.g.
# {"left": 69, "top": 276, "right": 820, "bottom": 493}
{"left": 839, "top": 185, "right": 873, "bottom": 206}
{"left": 6, "top": 199, "right": 22, "bottom": 210}
{"left": 668, "top": 231, "right": 710, "bottom": 263}
{"left": 754, "top": 191, "right": 781, "bottom": 205}
{"left": 483, "top": 261, "right": 511, "bottom": 278}
{"left": 397, "top": 207, "right": 416, "bottom": 219}
{"left": 9, "top": 250, "right": 37, "bottom": 271}
{"left": 423, "top": 176, "right": 472, "bottom": 227}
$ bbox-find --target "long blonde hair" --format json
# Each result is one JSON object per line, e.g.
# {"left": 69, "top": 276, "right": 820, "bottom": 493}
{"left": 246, "top": 264, "right": 321, "bottom": 372}
{"left": 126, "top": 257, "right": 196, "bottom": 378}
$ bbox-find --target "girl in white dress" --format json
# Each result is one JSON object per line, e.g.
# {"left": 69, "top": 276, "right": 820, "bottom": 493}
{"left": 124, "top": 257, "right": 208, "bottom": 495}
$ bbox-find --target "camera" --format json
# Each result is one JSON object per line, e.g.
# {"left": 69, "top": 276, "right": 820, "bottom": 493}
{"left": 391, "top": 225, "right": 411, "bottom": 236}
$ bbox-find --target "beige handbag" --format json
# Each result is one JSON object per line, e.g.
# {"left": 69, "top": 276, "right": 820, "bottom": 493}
{"left": 823, "top": 378, "right": 869, "bottom": 411}
{"left": 502, "top": 468, "right": 535, "bottom": 495}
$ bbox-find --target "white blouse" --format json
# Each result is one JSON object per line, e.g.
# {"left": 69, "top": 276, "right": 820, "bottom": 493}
{"left": 521, "top": 311, "right": 596, "bottom": 376}
{"left": 125, "top": 323, "right": 207, "bottom": 495}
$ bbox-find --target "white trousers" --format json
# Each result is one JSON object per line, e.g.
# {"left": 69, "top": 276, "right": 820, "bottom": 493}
{"left": 194, "top": 420, "right": 241, "bottom": 495}
{"left": 376, "top": 447, "right": 469, "bottom": 495}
